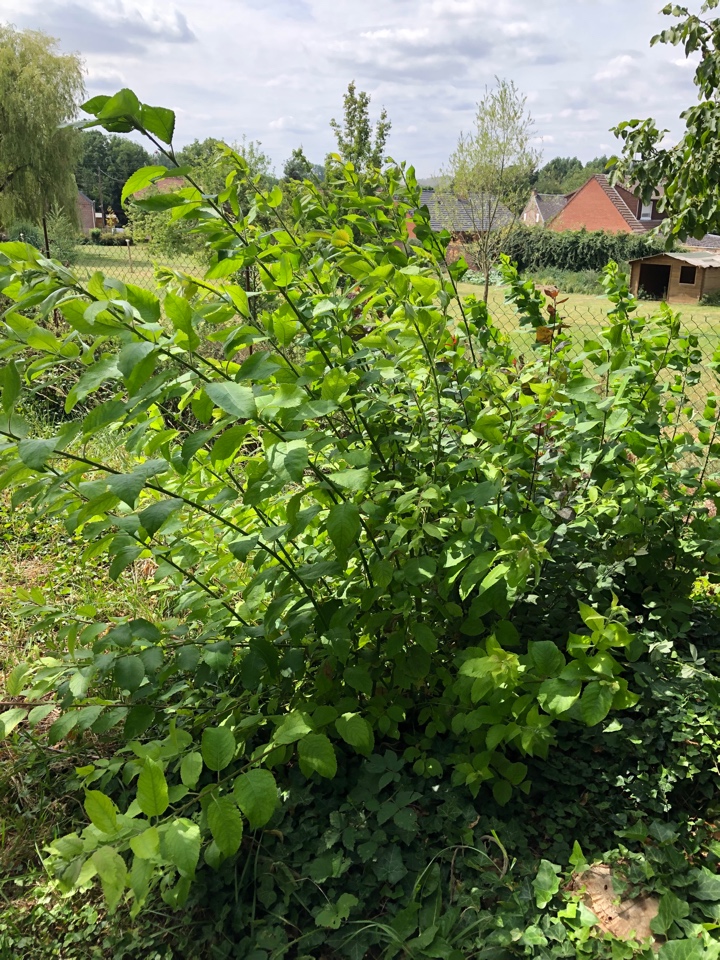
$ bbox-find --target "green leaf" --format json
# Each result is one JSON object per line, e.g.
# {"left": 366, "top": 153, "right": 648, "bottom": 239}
{"left": 48, "top": 711, "right": 78, "bottom": 744}
{"left": 201, "top": 726, "right": 236, "bottom": 772}
{"left": 66, "top": 358, "right": 120, "bottom": 412}
{"left": 335, "top": 713, "right": 374, "bottom": 756}
{"left": 84, "top": 791, "right": 118, "bottom": 835}
{"left": 91, "top": 846, "right": 127, "bottom": 913}
{"left": 136, "top": 758, "right": 169, "bottom": 818}
{"left": 129, "top": 826, "right": 160, "bottom": 860}
{"left": 326, "top": 503, "right": 360, "bottom": 558}
{"left": 580, "top": 682, "right": 614, "bottom": 726}
{"left": 493, "top": 780, "right": 512, "bottom": 806}
{"left": 204, "top": 382, "right": 257, "bottom": 420}
{"left": 180, "top": 751, "right": 203, "bottom": 789}
{"left": 233, "top": 769, "right": 278, "bottom": 828}
{"left": 329, "top": 467, "right": 370, "bottom": 492}
{"left": 17, "top": 438, "right": 56, "bottom": 469}
{"left": 97, "top": 88, "right": 141, "bottom": 123}
{"left": 162, "top": 818, "right": 201, "bottom": 878}
{"left": 115, "top": 655, "right": 145, "bottom": 693}
{"left": 5, "top": 663, "right": 30, "bottom": 697}
{"left": 165, "top": 292, "right": 199, "bottom": 351}
{"left": 0, "top": 707, "right": 26, "bottom": 737}
{"left": 139, "top": 499, "right": 182, "bottom": 536}
{"left": 298, "top": 734, "right": 337, "bottom": 779}
{"left": 315, "top": 893, "right": 359, "bottom": 929}
{"left": 121, "top": 165, "right": 167, "bottom": 204}
{"left": 273, "top": 712, "right": 312, "bottom": 745}
{"left": 207, "top": 795, "right": 244, "bottom": 856}
{"left": 1, "top": 360, "right": 21, "bottom": 412}
{"left": 578, "top": 602, "right": 604, "bottom": 633}
{"left": 532, "top": 859, "right": 561, "bottom": 908}
{"left": 402, "top": 556, "right": 437, "bottom": 586}
{"left": 343, "top": 665, "right": 373, "bottom": 696}
{"left": 538, "top": 678, "right": 581, "bottom": 716}
{"left": 529, "top": 641, "right": 566, "bottom": 677}
{"left": 658, "top": 940, "right": 707, "bottom": 960}
{"left": 140, "top": 105, "right": 175, "bottom": 144}
{"left": 651, "top": 892, "right": 690, "bottom": 935}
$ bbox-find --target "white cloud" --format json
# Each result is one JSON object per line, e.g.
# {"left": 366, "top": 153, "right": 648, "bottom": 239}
{"left": 11, "top": 0, "right": 702, "bottom": 173}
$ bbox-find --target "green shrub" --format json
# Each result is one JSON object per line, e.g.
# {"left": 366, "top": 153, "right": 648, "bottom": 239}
{"left": 700, "top": 290, "right": 720, "bottom": 307}
{"left": 7, "top": 220, "right": 43, "bottom": 250}
{"left": 1, "top": 89, "right": 719, "bottom": 935}
{"left": 525, "top": 267, "right": 604, "bottom": 295}
{"left": 89, "top": 227, "right": 102, "bottom": 244}
{"left": 502, "top": 225, "right": 669, "bottom": 273}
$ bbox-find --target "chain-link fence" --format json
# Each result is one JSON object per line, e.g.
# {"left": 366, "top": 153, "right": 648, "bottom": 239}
{"left": 73, "top": 245, "right": 719, "bottom": 410}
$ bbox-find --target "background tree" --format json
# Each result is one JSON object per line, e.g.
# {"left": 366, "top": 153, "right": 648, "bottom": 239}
{"left": 612, "top": 1, "right": 720, "bottom": 241}
{"left": 0, "top": 25, "right": 84, "bottom": 244}
{"left": 438, "top": 78, "right": 540, "bottom": 302}
{"left": 533, "top": 155, "right": 609, "bottom": 195}
{"left": 75, "top": 131, "right": 152, "bottom": 225}
{"left": 328, "top": 81, "right": 391, "bottom": 173}
{"left": 283, "top": 146, "right": 323, "bottom": 181}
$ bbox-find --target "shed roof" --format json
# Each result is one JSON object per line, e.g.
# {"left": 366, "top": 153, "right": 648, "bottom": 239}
{"left": 629, "top": 250, "right": 720, "bottom": 268}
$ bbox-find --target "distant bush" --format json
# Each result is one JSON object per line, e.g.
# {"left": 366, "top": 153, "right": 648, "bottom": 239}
{"left": 502, "top": 226, "right": 669, "bottom": 273}
{"left": 96, "top": 232, "right": 131, "bottom": 246}
{"left": 526, "top": 267, "right": 605, "bottom": 295}
{"left": 89, "top": 227, "right": 102, "bottom": 244}
{"left": 700, "top": 290, "right": 720, "bottom": 307}
{"left": 8, "top": 221, "right": 43, "bottom": 250}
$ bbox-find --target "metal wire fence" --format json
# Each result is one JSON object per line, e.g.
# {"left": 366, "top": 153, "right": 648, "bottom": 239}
{"left": 73, "top": 245, "right": 720, "bottom": 411}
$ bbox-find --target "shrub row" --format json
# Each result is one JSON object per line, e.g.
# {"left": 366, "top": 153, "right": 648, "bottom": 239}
{"left": 501, "top": 225, "right": 669, "bottom": 273}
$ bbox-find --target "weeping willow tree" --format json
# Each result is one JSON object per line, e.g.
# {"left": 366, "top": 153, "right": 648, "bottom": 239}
{"left": 0, "top": 26, "right": 85, "bottom": 237}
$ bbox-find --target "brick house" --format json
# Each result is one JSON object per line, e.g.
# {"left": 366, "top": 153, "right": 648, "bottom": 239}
{"left": 546, "top": 175, "right": 665, "bottom": 234}
{"left": 521, "top": 191, "right": 568, "bottom": 227}
{"left": 76, "top": 191, "right": 98, "bottom": 234}
{"left": 407, "top": 188, "right": 513, "bottom": 265}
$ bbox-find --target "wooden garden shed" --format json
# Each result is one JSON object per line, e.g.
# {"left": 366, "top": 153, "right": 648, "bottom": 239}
{"left": 629, "top": 251, "right": 720, "bottom": 304}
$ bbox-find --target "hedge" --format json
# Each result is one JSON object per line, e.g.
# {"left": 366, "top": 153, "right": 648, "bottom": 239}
{"left": 501, "top": 226, "right": 670, "bottom": 273}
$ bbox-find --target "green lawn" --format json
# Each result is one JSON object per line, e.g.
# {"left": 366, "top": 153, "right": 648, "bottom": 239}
{"left": 74, "top": 244, "right": 203, "bottom": 285}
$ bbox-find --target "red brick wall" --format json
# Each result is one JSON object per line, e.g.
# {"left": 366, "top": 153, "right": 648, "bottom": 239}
{"left": 76, "top": 194, "right": 96, "bottom": 233}
{"left": 548, "top": 178, "right": 632, "bottom": 234}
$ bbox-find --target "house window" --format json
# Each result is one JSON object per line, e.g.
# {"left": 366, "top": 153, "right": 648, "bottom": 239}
{"left": 535, "top": 213, "right": 540, "bottom": 223}
{"left": 640, "top": 202, "right": 653, "bottom": 221}
{"left": 679, "top": 265, "right": 697, "bottom": 285}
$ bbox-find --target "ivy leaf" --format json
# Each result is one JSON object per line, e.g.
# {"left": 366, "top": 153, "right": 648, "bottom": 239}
{"left": 580, "top": 682, "right": 614, "bottom": 726}
{"left": 91, "top": 846, "right": 127, "bottom": 914}
{"left": 650, "top": 892, "right": 690, "bottom": 935}
{"left": 689, "top": 866, "right": 720, "bottom": 901}
{"left": 207, "top": 795, "right": 244, "bottom": 856}
{"left": 204, "top": 382, "right": 257, "bottom": 420}
{"left": 532, "top": 859, "right": 561, "bottom": 908}
{"left": 233, "top": 769, "right": 278, "bottom": 827}
{"left": 335, "top": 713, "right": 374, "bottom": 756}
{"left": 201, "top": 727, "right": 236, "bottom": 772}
{"left": 298, "top": 734, "right": 338, "bottom": 779}
{"left": 84, "top": 791, "right": 118, "bottom": 835}
{"left": 657, "top": 941, "right": 707, "bottom": 960}
{"left": 137, "top": 758, "right": 169, "bottom": 818}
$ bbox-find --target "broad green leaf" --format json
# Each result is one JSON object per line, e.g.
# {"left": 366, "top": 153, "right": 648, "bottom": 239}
{"left": 91, "top": 846, "right": 127, "bottom": 913}
{"left": 84, "top": 791, "right": 118, "bottom": 835}
{"left": 180, "top": 751, "right": 203, "bottom": 789}
{"left": 17, "top": 438, "right": 56, "bottom": 469}
{"left": 115, "top": 655, "right": 145, "bottom": 693}
{"left": 136, "top": 758, "right": 169, "bottom": 817}
{"left": 335, "top": 713, "right": 374, "bottom": 756}
{"left": 65, "top": 358, "right": 120, "bottom": 412}
{"left": 529, "top": 641, "right": 566, "bottom": 677}
{"left": 650, "top": 892, "right": 690, "bottom": 935}
{"left": 326, "top": 502, "right": 360, "bottom": 558}
{"left": 211, "top": 425, "right": 248, "bottom": 464}
{"left": 493, "top": 780, "right": 512, "bottom": 806}
{"left": 689, "top": 866, "right": 720, "bottom": 901}
{"left": 0, "top": 707, "right": 27, "bottom": 737}
{"left": 204, "top": 382, "right": 257, "bottom": 420}
{"left": 1, "top": 360, "right": 20, "bottom": 411}
{"left": 273, "top": 712, "right": 312, "bottom": 745}
{"left": 578, "top": 602, "right": 604, "bottom": 633}
{"left": 201, "top": 726, "right": 236, "bottom": 772}
{"left": 121, "top": 165, "right": 167, "bottom": 203}
{"left": 165, "top": 292, "right": 199, "bottom": 351}
{"left": 580, "top": 682, "right": 614, "bottom": 726}
{"left": 657, "top": 941, "right": 706, "bottom": 960}
{"left": 402, "top": 556, "right": 437, "bottom": 586}
{"left": 5, "top": 662, "right": 30, "bottom": 697}
{"left": 162, "top": 818, "right": 201, "bottom": 878}
{"left": 207, "top": 795, "right": 244, "bottom": 856}
{"left": 329, "top": 468, "right": 370, "bottom": 492}
{"left": 139, "top": 499, "right": 182, "bottom": 536}
{"left": 538, "top": 678, "right": 581, "bottom": 716}
{"left": 343, "top": 665, "right": 373, "bottom": 696}
{"left": 298, "top": 734, "right": 337, "bottom": 779}
{"left": 97, "top": 87, "right": 141, "bottom": 123}
{"left": 233, "top": 769, "right": 278, "bottom": 828}
{"left": 140, "top": 105, "right": 175, "bottom": 144}
{"left": 129, "top": 826, "right": 160, "bottom": 860}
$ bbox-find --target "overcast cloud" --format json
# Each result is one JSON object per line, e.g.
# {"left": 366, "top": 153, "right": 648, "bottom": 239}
{"left": 5, "top": 0, "right": 699, "bottom": 175}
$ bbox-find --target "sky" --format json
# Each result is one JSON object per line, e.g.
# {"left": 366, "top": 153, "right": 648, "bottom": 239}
{"left": 6, "top": 0, "right": 701, "bottom": 176}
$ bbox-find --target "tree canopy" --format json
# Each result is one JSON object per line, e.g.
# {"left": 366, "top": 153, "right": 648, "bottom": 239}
{"left": 0, "top": 25, "right": 84, "bottom": 228}
{"left": 74, "top": 131, "right": 152, "bottom": 225}
{"left": 613, "top": 0, "right": 720, "bottom": 240}
{"left": 532, "top": 155, "right": 609, "bottom": 195}
{"left": 329, "top": 81, "right": 391, "bottom": 172}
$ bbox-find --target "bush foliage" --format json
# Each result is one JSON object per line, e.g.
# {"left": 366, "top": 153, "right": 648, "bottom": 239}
{"left": 1, "top": 89, "right": 720, "bottom": 955}
{"left": 502, "top": 226, "right": 669, "bottom": 274}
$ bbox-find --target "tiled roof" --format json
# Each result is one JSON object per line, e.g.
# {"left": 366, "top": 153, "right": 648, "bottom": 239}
{"left": 594, "top": 175, "right": 647, "bottom": 234}
{"left": 418, "top": 188, "right": 513, "bottom": 233}
{"left": 686, "top": 234, "right": 720, "bottom": 250}
{"left": 535, "top": 193, "right": 567, "bottom": 222}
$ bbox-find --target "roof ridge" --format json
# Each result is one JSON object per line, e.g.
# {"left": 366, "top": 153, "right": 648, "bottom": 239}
{"left": 594, "top": 174, "right": 646, "bottom": 234}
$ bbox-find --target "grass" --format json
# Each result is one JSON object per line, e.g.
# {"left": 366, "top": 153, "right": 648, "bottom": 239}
{"left": 74, "top": 244, "right": 204, "bottom": 285}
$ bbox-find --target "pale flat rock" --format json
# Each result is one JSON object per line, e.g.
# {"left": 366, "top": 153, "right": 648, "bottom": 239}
{"left": 568, "top": 864, "right": 661, "bottom": 950}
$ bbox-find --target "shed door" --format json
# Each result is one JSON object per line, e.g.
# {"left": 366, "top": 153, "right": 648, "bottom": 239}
{"left": 638, "top": 263, "right": 671, "bottom": 300}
